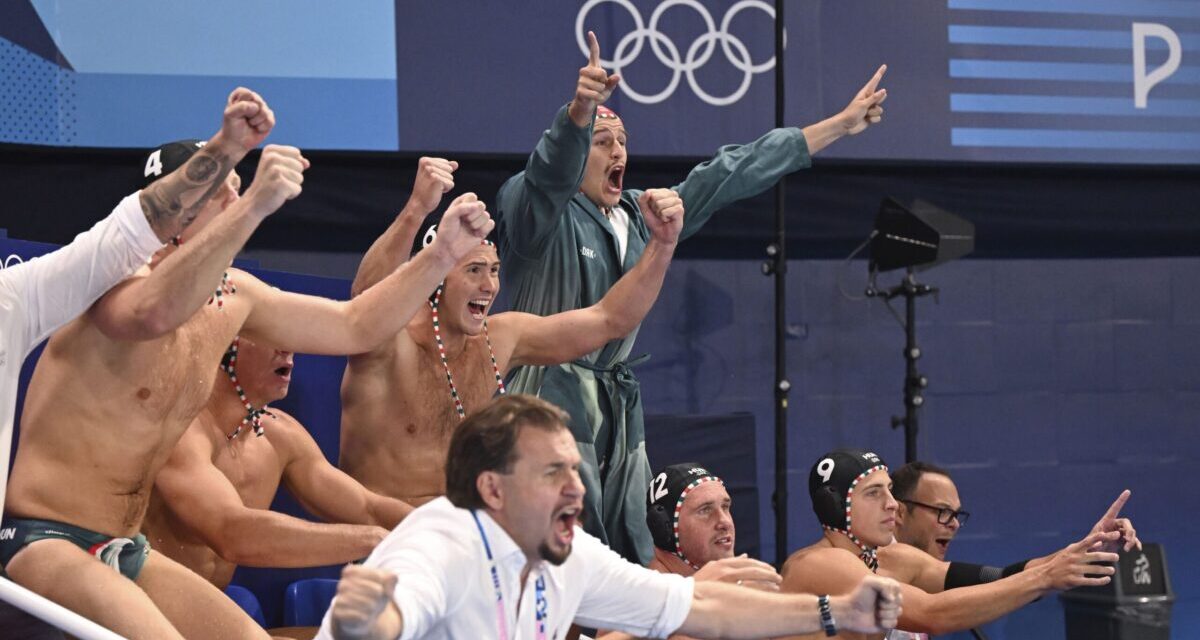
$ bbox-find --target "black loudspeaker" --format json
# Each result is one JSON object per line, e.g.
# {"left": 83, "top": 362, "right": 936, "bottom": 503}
{"left": 869, "top": 197, "right": 975, "bottom": 273}
{"left": 1060, "top": 543, "right": 1175, "bottom": 640}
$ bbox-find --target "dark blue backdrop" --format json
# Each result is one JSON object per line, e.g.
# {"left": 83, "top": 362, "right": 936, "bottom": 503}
{"left": 5, "top": 226, "right": 1196, "bottom": 637}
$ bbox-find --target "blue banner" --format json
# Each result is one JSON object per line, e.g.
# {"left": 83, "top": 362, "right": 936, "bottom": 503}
{"left": 2, "top": 1, "right": 1197, "bottom": 163}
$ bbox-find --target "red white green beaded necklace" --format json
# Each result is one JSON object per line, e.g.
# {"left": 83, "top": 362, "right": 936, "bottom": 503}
{"left": 429, "top": 284, "right": 506, "bottom": 419}
{"left": 219, "top": 336, "right": 273, "bottom": 439}
{"left": 209, "top": 271, "right": 236, "bottom": 309}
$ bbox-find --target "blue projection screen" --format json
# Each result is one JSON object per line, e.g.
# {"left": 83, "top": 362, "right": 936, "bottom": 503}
{"left": 1, "top": 1, "right": 1196, "bottom": 163}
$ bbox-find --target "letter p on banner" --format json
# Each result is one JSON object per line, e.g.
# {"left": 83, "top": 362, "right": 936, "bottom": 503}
{"left": 1133, "top": 23, "right": 1182, "bottom": 109}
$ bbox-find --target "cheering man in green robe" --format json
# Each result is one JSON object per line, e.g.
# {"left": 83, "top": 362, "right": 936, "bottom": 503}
{"left": 496, "top": 31, "right": 888, "bottom": 564}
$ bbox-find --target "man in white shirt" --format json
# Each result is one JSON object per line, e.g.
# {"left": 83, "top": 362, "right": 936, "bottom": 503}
{"left": 319, "top": 395, "right": 904, "bottom": 640}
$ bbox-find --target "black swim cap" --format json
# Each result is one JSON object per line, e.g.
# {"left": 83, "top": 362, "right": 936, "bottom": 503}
{"left": 646, "top": 462, "right": 723, "bottom": 558}
{"left": 142, "top": 139, "right": 205, "bottom": 188}
{"left": 411, "top": 209, "right": 498, "bottom": 258}
{"left": 808, "top": 449, "right": 889, "bottom": 531}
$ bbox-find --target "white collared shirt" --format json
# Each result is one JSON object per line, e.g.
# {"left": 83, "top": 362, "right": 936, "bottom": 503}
{"left": 316, "top": 497, "right": 693, "bottom": 640}
{"left": 0, "top": 193, "right": 162, "bottom": 516}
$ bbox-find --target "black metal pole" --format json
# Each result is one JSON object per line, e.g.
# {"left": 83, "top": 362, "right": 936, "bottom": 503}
{"left": 771, "top": 0, "right": 790, "bottom": 568}
{"left": 903, "top": 270, "right": 920, "bottom": 463}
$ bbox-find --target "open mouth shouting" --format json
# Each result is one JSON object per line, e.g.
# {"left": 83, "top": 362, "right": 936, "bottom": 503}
{"left": 467, "top": 297, "right": 491, "bottom": 320}
{"left": 605, "top": 164, "right": 624, "bottom": 197}
{"left": 552, "top": 504, "right": 581, "bottom": 548}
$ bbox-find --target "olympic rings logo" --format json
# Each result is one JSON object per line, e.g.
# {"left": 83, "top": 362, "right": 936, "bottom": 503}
{"left": 575, "top": 0, "right": 783, "bottom": 106}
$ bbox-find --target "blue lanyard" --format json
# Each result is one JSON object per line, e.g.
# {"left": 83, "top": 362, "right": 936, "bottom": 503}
{"left": 472, "top": 511, "right": 549, "bottom": 640}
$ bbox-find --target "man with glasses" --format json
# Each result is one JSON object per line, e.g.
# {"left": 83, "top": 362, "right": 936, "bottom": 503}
{"left": 891, "top": 462, "right": 969, "bottom": 562}
{"left": 889, "top": 462, "right": 1140, "bottom": 588}
{"left": 780, "top": 449, "right": 1141, "bottom": 639}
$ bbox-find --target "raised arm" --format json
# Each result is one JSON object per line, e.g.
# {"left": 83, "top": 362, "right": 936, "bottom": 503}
{"left": 278, "top": 411, "right": 413, "bottom": 528}
{"left": 91, "top": 144, "right": 307, "bottom": 340}
{"left": 497, "top": 31, "right": 619, "bottom": 259}
{"left": 505, "top": 189, "right": 682, "bottom": 367}
{"left": 350, "top": 157, "right": 459, "bottom": 297}
{"left": 139, "top": 87, "right": 274, "bottom": 243}
{"left": 153, "top": 424, "right": 386, "bottom": 568}
{"left": 671, "top": 65, "right": 887, "bottom": 242}
{"left": 240, "top": 196, "right": 494, "bottom": 355}
{"left": 800, "top": 65, "right": 887, "bottom": 156}
{"left": 5, "top": 88, "right": 273, "bottom": 348}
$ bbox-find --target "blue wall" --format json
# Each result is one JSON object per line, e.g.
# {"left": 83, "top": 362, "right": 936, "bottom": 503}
{"left": 5, "top": 225, "right": 1195, "bottom": 635}
{"left": 633, "top": 257, "right": 1199, "bottom": 638}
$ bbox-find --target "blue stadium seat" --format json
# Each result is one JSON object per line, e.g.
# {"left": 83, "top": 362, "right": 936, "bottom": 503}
{"left": 284, "top": 578, "right": 339, "bottom": 627}
{"left": 224, "top": 584, "right": 266, "bottom": 627}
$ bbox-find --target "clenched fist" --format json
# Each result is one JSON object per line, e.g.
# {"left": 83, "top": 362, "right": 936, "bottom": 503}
{"left": 220, "top": 87, "right": 275, "bottom": 152}
{"left": 429, "top": 192, "right": 494, "bottom": 263}
{"left": 406, "top": 157, "right": 459, "bottom": 216}
{"left": 330, "top": 565, "right": 400, "bottom": 640}
{"left": 242, "top": 145, "right": 309, "bottom": 219}
{"left": 639, "top": 188, "right": 684, "bottom": 246}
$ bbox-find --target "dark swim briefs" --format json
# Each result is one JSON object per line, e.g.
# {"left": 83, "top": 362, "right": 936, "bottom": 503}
{"left": 0, "top": 516, "right": 150, "bottom": 580}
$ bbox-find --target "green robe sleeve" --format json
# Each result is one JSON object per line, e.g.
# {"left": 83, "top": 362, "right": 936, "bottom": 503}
{"left": 497, "top": 104, "right": 594, "bottom": 260}
{"left": 672, "top": 126, "right": 812, "bottom": 241}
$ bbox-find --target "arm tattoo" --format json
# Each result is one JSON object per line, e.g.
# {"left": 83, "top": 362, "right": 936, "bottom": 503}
{"left": 140, "top": 149, "right": 234, "bottom": 243}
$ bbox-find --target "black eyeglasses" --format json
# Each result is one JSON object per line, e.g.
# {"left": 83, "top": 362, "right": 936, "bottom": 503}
{"left": 901, "top": 499, "right": 970, "bottom": 526}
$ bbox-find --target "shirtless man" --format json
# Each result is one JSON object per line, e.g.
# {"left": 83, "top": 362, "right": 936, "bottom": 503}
{"left": 339, "top": 158, "right": 684, "bottom": 505}
{"left": 779, "top": 449, "right": 1133, "bottom": 639}
{"left": 142, "top": 334, "right": 413, "bottom": 590}
{"left": 0, "top": 91, "right": 275, "bottom": 640}
{"left": 0, "top": 97, "right": 494, "bottom": 638}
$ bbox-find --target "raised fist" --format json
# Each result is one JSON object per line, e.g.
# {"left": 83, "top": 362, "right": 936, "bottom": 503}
{"left": 429, "top": 192, "right": 494, "bottom": 263}
{"left": 639, "top": 188, "right": 684, "bottom": 246}
{"left": 407, "top": 157, "right": 459, "bottom": 216}
{"left": 242, "top": 145, "right": 309, "bottom": 219}
{"left": 220, "top": 87, "right": 275, "bottom": 151}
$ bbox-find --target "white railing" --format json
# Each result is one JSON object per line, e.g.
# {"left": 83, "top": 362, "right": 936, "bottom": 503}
{"left": 0, "top": 577, "right": 127, "bottom": 640}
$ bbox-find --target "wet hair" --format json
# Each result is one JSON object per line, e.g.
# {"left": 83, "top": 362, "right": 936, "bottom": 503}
{"left": 891, "top": 461, "right": 953, "bottom": 502}
{"left": 444, "top": 394, "right": 570, "bottom": 510}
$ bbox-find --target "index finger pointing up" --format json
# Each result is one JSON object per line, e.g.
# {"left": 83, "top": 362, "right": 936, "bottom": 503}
{"left": 588, "top": 30, "right": 601, "bottom": 67}
{"left": 860, "top": 64, "right": 888, "bottom": 97}
{"left": 1102, "top": 490, "right": 1131, "bottom": 521}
